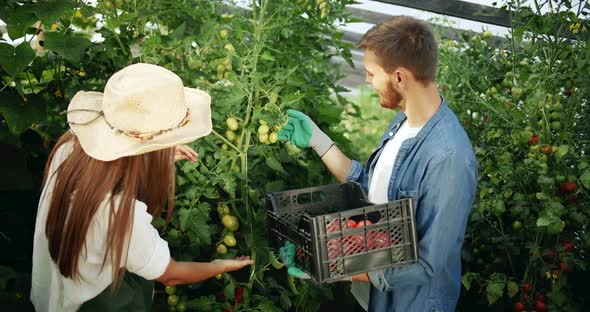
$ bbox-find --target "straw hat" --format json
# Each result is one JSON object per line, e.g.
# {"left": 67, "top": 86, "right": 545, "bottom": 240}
{"left": 65, "top": 63, "right": 212, "bottom": 161}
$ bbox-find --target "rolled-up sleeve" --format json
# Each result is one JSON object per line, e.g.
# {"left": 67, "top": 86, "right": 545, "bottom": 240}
{"left": 126, "top": 201, "right": 171, "bottom": 280}
{"left": 346, "top": 160, "right": 368, "bottom": 190}
{"left": 368, "top": 153, "right": 477, "bottom": 292}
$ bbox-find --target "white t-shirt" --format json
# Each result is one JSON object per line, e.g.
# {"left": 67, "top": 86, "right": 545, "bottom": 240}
{"left": 352, "top": 121, "right": 421, "bottom": 311}
{"left": 368, "top": 121, "right": 422, "bottom": 205}
{"left": 30, "top": 141, "right": 171, "bottom": 312}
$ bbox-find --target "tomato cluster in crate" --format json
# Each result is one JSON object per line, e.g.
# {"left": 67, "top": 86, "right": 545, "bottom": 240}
{"left": 267, "top": 182, "right": 418, "bottom": 283}
{"left": 325, "top": 217, "right": 396, "bottom": 259}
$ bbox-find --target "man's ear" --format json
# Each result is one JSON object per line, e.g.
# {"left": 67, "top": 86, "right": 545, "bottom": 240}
{"left": 393, "top": 69, "right": 405, "bottom": 88}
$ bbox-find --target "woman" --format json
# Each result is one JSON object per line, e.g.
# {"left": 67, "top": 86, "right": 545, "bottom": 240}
{"left": 31, "top": 63, "right": 253, "bottom": 311}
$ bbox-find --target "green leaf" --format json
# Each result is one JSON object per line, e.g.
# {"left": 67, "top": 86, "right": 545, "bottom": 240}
{"left": 507, "top": 281, "right": 519, "bottom": 298}
{"left": 0, "top": 93, "right": 45, "bottom": 135}
{"left": 203, "top": 187, "right": 220, "bottom": 199}
{"left": 178, "top": 208, "right": 190, "bottom": 231}
{"left": 256, "top": 297, "right": 283, "bottom": 312}
{"left": 486, "top": 279, "right": 505, "bottom": 305}
{"left": 491, "top": 200, "right": 505, "bottom": 217}
{"left": 537, "top": 176, "right": 554, "bottom": 186}
{"left": 178, "top": 204, "right": 212, "bottom": 246}
{"left": 513, "top": 26, "right": 525, "bottom": 42}
{"left": 547, "top": 200, "right": 564, "bottom": 214}
{"left": 547, "top": 219, "right": 565, "bottom": 234}
{"left": 536, "top": 192, "right": 548, "bottom": 200}
{"left": 537, "top": 211, "right": 564, "bottom": 234}
{"left": 555, "top": 145, "right": 569, "bottom": 160}
{"left": 218, "top": 173, "right": 237, "bottom": 197}
{"left": 44, "top": 31, "right": 92, "bottom": 63}
{"left": 265, "top": 180, "right": 286, "bottom": 192}
{"left": 32, "top": 0, "right": 74, "bottom": 25}
{"left": 287, "top": 274, "right": 298, "bottom": 295}
{"left": 580, "top": 170, "right": 590, "bottom": 189}
{"left": 0, "top": 5, "right": 37, "bottom": 39}
{"left": 180, "top": 161, "right": 199, "bottom": 173}
{"left": 186, "top": 295, "right": 216, "bottom": 311}
{"left": 0, "top": 42, "right": 36, "bottom": 76}
{"left": 0, "top": 121, "right": 19, "bottom": 145}
{"left": 223, "top": 278, "right": 235, "bottom": 301}
{"left": 279, "top": 293, "right": 292, "bottom": 310}
{"left": 461, "top": 272, "right": 479, "bottom": 291}
{"left": 152, "top": 217, "right": 166, "bottom": 229}
{"left": 536, "top": 215, "right": 552, "bottom": 227}
{"left": 265, "top": 156, "right": 288, "bottom": 175}
{"left": 171, "top": 22, "right": 187, "bottom": 40}
{"left": 260, "top": 51, "right": 275, "bottom": 61}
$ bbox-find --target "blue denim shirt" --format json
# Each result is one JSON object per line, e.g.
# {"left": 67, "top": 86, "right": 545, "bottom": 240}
{"left": 346, "top": 101, "right": 478, "bottom": 312}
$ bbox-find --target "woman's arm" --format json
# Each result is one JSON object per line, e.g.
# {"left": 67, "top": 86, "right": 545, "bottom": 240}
{"left": 156, "top": 256, "right": 252, "bottom": 286}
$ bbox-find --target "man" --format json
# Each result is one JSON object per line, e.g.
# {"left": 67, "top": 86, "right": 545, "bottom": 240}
{"left": 278, "top": 16, "right": 478, "bottom": 311}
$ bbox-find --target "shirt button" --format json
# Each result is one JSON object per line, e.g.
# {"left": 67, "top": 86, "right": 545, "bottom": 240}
{"left": 388, "top": 132, "right": 394, "bottom": 137}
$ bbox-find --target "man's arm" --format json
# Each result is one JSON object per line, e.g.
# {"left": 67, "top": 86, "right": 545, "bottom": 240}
{"left": 320, "top": 145, "right": 352, "bottom": 183}
{"left": 279, "top": 109, "right": 367, "bottom": 185}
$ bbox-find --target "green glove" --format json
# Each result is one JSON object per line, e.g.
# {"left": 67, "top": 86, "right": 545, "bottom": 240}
{"left": 279, "top": 241, "right": 311, "bottom": 279}
{"left": 278, "top": 109, "right": 334, "bottom": 157}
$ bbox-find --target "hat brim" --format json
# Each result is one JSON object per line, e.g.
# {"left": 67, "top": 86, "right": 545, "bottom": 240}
{"left": 67, "top": 88, "right": 212, "bottom": 161}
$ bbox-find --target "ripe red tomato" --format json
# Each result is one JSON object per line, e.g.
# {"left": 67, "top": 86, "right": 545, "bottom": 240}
{"left": 563, "top": 241, "right": 574, "bottom": 252}
{"left": 536, "top": 294, "right": 545, "bottom": 303}
{"left": 235, "top": 287, "right": 244, "bottom": 304}
{"left": 528, "top": 135, "right": 539, "bottom": 145}
{"left": 560, "top": 262, "right": 572, "bottom": 272}
{"left": 346, "top": 219, "right": 357, "bottom": 229}
{"left": 514, "top": 302, "right": 525, "bottom": 312}
{"left": 356, "top": 220, "right": 373, "bottom": 228}
{"left": 539, "top": 145, "right": 553, "bottom": 154}
{"left": 522, "top": 283, "right": 532, "bottom": 294}
{"left": 544, "top": 250, "right": 557, "bottom": 259}
{"left": 535, "top": 300, "right": 548, "bottom": 312}
{"left": 559, "top": 181, "right": 577, "bottom": 193}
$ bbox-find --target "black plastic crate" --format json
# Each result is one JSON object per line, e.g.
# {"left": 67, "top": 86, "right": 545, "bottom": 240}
{"left": 267, "top": 182, "right": 418, "bottom": 283}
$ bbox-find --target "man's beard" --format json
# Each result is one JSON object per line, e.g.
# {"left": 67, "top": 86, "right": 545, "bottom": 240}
{"left": 380, "top": 82, "right": 403, "bottom": 110}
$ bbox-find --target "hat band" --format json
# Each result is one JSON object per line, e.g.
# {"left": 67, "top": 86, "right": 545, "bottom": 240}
{"left": 63, "top": 108, "right": 192, "bottom": 141}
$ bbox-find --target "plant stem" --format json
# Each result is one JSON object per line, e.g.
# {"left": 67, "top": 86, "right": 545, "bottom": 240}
{"left": 211, "top": 129, "right": 240, "bottom": 152}
{"left": 243, "top": 0, "right": 271, "bottom": 296}
{"left": 498, "top": 216, "right": 518, "bottom": 278}
{"left": 509, "top": 1, "right": 518, "bottom": 85}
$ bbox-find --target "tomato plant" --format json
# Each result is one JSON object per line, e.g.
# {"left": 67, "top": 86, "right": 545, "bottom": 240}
{"left": 439, "top": 0, "right": 589, "bottom": 310}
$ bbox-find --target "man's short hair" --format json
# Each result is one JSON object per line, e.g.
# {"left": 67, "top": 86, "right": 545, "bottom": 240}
{"left": 358, "top": 16, "right": 439, "bottom": 84}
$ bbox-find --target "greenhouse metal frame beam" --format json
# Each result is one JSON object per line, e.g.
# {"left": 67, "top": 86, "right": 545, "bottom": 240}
{"left": 375, "top": 0, "right": 511, "bottom": 27}
{"left": 345, "top": 7, "right": 506, "bottom": 42}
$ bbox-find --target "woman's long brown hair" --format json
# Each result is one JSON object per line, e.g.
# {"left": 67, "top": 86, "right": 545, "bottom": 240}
{"left": 42, "top": 131, "right": 175, "bottom": 288}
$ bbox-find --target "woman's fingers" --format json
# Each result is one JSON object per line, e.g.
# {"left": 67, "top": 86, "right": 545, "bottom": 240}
{"left": 174, "top": 145, "right": 199, "bottom": 162}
